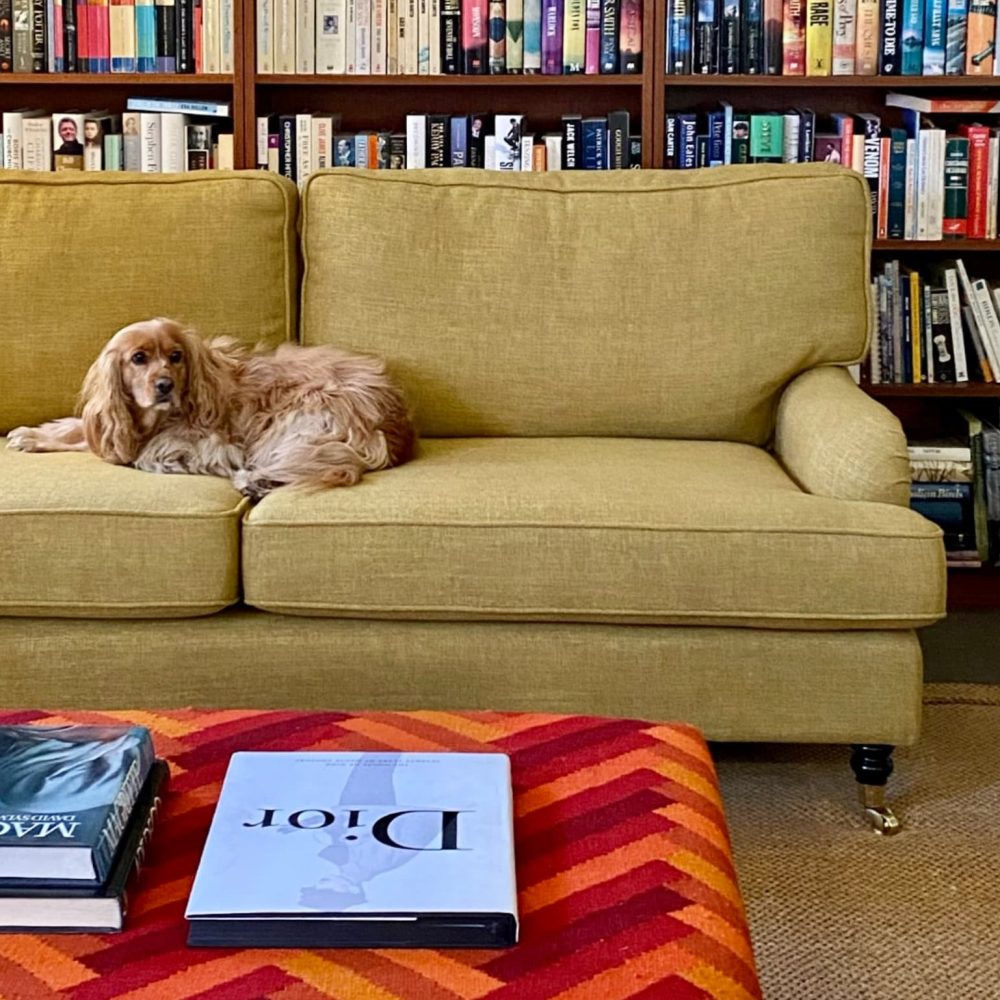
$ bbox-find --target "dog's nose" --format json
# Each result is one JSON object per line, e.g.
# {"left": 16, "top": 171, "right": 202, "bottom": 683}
{"left": 155, "top": 377, "right": 174, "bottom": 397}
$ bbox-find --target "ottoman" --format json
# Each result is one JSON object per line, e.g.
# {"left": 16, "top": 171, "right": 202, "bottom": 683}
{"left": 0, "top": 710, "right": 761, "bottom": 999}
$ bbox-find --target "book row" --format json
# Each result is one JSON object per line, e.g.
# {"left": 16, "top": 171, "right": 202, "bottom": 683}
{"left": 666, "top": 0, "right": 1000, "bottom": 75}
{"left": 0, "top": 0, "right": 233, "bottom": 72}
{"left": 259, "top": 0, "right": 642, "bottom": 74}
{"left": 665, "top": 96, "right": 1000, "bottom": 242}
{"left": 258, "top": 109, "right": 642, "bottom": 182}
{"left": 908, "top": 421, "right": 1000, "bottom": 566}
{"left": 868, "top": 258, "right": 1000, "bottom": 387}
{"left": 1, "top": 107, "right": 234, "bottom": 171}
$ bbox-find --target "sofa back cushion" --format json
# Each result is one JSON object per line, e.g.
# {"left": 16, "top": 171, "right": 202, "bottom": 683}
{"left": 0, "top": 172, "right": 298, "bottom": 432}
{"left": 300, "top": 164, "right": 871, "bottom": 443}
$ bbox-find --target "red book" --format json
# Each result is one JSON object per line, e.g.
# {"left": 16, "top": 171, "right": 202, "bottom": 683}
{"left": 877, "top": 136, "right": 891, "bottom": 240}
{"left": 461, "top": 0, "right": 488, "bottom": 72}
{"left": 959, "top": 124, "right": 990, "bottom": 240}
{"left": 782, "top": 0, "right": 806, "bottom": 73}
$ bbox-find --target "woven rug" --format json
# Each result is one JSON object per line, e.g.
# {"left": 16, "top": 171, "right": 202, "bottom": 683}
{"left": 715, "top": 684, "right": 1000, "bottom": 1000}
{"left": 0, "top": 710, "right": 760, "bottom": 1000}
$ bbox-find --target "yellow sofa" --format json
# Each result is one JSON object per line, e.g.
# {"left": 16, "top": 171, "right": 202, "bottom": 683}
{"left": 0, "top": 166, "right": 945, "bottom": 822}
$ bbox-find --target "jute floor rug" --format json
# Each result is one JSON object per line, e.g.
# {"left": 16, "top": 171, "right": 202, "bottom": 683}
{"left": 714, "top": 683, "right": 1000, "bottom": 1000}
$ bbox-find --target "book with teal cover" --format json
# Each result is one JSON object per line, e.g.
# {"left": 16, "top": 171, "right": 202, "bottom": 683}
{"left": 0, "top": 725, "right": 155, "bottom": 884}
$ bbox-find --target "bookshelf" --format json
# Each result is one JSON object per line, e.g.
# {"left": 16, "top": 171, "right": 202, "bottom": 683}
{"left": 4, "top": 0, "right": 1000, "bottom": 605}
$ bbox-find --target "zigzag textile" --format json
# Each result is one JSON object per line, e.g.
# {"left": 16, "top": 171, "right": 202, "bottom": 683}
{"left": 0, "top": 709, "right": 761, "bottom": 1000}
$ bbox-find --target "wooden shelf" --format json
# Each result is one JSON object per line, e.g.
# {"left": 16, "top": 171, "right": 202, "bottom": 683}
{"left": 948, "top": 566, "right": 1000, "bottom": 611}
{"left": 0, "top": 74, "right": 233, "bottom": 85}
{"left": 873, "top": 239, "right": 1000, "bottom": 251}
{"left": 865, "top": 383, "right": 1000, "bottom": 397}
{"left": 663, "top": 74, "right": 1000, "bottom": 88}
{"left": 258, "top": 74, "right": 643, "bottom": 86}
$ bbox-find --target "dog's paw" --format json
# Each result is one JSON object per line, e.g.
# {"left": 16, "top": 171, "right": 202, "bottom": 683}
{"left": 232, "top": 470, "right": 279, "bottom": 501}
{"left": 6, "top": 427, "right": 41, "bottom": 452}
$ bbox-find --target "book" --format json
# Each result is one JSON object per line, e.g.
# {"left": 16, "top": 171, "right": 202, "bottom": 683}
{"left": 185, "top": 752, "right": 518, "bottom": 948}
{"left": 886, "top": 92, "right": 1000, "bottom": 114}
{"left": 0, "top": 724, "right": 154, "bottom": 884}
{"left": 0, "top": 761, "right": 168, "bottom": 933}
{"left": 124, "top": 95, "right": 231, "bottom": 118}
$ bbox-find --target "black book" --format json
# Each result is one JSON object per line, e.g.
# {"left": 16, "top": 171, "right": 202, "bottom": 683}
{"left": 176, "top": 0, "right": 195, "bottom": 72}
{"left": 0, "top": 0, "right": 12, "bottom": 71}
{"left": 468, "top": 112, "right": 491, "bottom": 167}
{"left": 600, "top": 0, "right": 619, "bottom": 70}
{"left": 0, "top": 761, "right": 168, "bottom": 934}
{"left": 607, "top": 109, "right": 629, "bottom": 168}
{"left": 426, "top": 113, "right": 449, "bottom": 166}
{"left": 561, "top": 113, "right": 582, "bottom": 168}
{"left": 441, "top": 0, "right": 462, "bottom": 71}
{"left": 278, "top": 115, "right": 297, "bottom": 181}
{"left": 879, "top": 0, "right": 901, "bottom": 74}
{"left": 0, "top": 724, "right": 154, "bottom": 885}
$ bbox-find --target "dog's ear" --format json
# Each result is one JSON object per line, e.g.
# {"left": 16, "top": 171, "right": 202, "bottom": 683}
{"left": 78, "top": 340, "right": 141, "bottom": 465}
{"left": 179, "top": 326, "right": 229, "bottom": 429}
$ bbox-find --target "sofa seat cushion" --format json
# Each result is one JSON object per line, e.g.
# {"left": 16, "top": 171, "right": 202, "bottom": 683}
{"left": 1, "top": 443, "right": 246, "bottom": 618}
{"left": 242, "top": 438, "right": 945, "bottom": 629}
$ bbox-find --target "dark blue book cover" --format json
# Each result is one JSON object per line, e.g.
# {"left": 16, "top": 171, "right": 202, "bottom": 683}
{"left": 0, "top": 725, "right": 154, "bottom": 884}
{"left": 450, "top": 116, "right": 469, "bottom": 166}
{"left": 582, "top": 116, "right": 608, "bottom": 168}
{"left": 667, "top": 0, "right": 693, "bottom": 72}
{"left": 677, "top": 113, "right": 698, "bottom": 168}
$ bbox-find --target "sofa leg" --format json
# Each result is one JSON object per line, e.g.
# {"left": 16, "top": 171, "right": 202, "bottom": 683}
{"left": 849, "top": 744, "right": 901, "bottom": 836}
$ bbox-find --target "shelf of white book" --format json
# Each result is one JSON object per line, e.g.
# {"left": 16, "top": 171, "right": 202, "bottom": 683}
{"left": 257, "top": 74, "right": 644, "bottom": 86}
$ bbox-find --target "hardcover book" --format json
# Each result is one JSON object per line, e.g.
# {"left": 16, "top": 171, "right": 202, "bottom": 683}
{"left": 186, "top": 752, "right": 518, "bottom": 948}
{"left": 0, "top": 761, "right": 168, "bottom": 933}
{"left": 0, "top": 724, "right": 154, "bottom": 884}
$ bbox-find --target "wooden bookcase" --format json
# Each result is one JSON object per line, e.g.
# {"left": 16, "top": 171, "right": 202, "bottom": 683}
{"left": 3, "top": 0, "right": 999, "bottom": 608}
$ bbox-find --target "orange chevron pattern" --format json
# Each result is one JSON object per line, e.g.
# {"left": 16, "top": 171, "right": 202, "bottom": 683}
{"left": 0, "top": 710, "right": 761, "bottom": 1000}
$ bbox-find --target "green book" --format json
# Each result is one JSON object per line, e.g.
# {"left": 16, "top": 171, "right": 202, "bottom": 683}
{"left": 944, "top": 136, "right": 970, "bottom": 239}
{"left": 750, "top": 114, "right": 784, "bottom": 161}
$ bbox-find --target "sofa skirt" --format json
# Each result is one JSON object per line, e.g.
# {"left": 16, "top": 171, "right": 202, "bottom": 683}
{"left": 0, "top": 608, "right": 923, "bottom": 745}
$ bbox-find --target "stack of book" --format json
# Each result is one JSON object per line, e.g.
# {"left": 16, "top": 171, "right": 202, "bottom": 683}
{"left": 0, "top": 723, "right": 167, "bottom": 933}
{"left": 909, "top": 415, "right": 1000, "bottom": 567}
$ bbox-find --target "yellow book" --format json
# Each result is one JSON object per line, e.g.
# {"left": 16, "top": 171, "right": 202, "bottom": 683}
{"left": 806, "top": 0, "right": 832, "bottom": 74}
{"left": 910, "top": 270, "right": 922, "bottom": 384}
{"left": 562, "top": 0, "right": 586, "bottom": 72}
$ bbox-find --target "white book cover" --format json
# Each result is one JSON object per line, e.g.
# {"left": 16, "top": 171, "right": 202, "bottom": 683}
{"left": 185, "top": 752, "right": 517, "bottom": 948}
{"left": 21, "top": 116, "right": 53, "bottom": 171}
{"left": 356, "top": 0, "right": 371, "bottom": 71}
{"left": 520, "top": 133, "right": 533, "bottom": 170}
{"left": 372, "top": 0, "right": 386, "bottom": 70}
{"left": 544, "top": 132, "right": 562, "bottom": 170}
{"left": 972, "top": 278, "right": 1000, "bottom": 380}
{"left": 494, "top": 114, "right": 523, "bottom": 170}
{"left": 406, "top": 114, "right": 426, "bottom": 166}
{"left": 204, "top": 0, "right": 222, "bottom": 73}
{"left": 216, "top": 133, "right": 234, "bottom": 169}
{"left": 428, "top": 0, "right": 439, "bottom": 70}
{"left": 221, "top": 0, "right": 235, "bottom": 71}
{"left": 275, "top": 0, "right": 296, "bottom": 71}
{"left": 160, "top": 113, "right": 190, "bottom": 173}
{"left": 316, "top": 0, "right": 348, "bottom": 71}
{"left": 944, "top": 268, "right": 971, "bottom": 382}
{"left": 418, "top": 0, "right": 429, "bottom": 71}
{"left": 404, "top": 0, "right": 418, "bottom": 71}
{"left": 346, "top": 0, "right": 357, "bottom": 70}
{"left": 312, "top": 115, "right": 332, "bottom": 167}
{"left": 904, "top": 137, "right": 917, "bottom": 240}
{"left": 140, "top": 112, "right": 161, "bottom": 173}
{"left": 297, "top": 0, "right": 316, "bottom": 71}
{"left": 989, "top": 134, "right": 999, "bottom": 239}
{"left": 387, "top": 0, "right": 398, "bottom": 70}
{"left": 258, "top": 0, "right": 274, "bottom": 72}
{"left": 296, "top": 113, "right": 314, "bottom": 188}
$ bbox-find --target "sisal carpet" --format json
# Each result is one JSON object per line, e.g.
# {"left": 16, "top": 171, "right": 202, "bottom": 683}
{"left": 714, "top": 683, "right": 1000, "bottom": 1000}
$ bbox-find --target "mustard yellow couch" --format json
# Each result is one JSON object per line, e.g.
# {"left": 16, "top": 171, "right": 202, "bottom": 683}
{"left": 0, "top": 166, "right": 945, "bottom": 812}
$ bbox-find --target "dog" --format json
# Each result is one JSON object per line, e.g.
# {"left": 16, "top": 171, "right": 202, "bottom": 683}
{"left": 7, "top": 318, "right": 416, "bottom": 499}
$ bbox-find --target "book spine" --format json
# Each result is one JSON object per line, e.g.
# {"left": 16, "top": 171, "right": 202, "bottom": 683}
{"left": 806, "top": 0, "right": 832, "bottom": 71}
{"left": 297, "top": 0, "right": 316, "bottom": 70}
{"left": 743, "top": 0, "right": 763, "bottom": 70}
{"left": 832, "top": 0, "right": 856, "bottom": 68}
{"left": 720, "top": 0, "right": 739, "bottom": 69}
{"left": 562, "top": 0, "right": 584, "bottom": 69}
{"left": 944, "top": 0, "right": 966, "bottom": 70}
{"left": 30, "top": 0, "right": 45, "bottom": 69}
{"left": 439, "top": 0, "right": 459, "bottom": 68}
{"left": 666, "top": 0, "right": 692, "bottom": 71}
{"left": 507, "top": 0, "right": 524, "bottom": 68}
{"left": 0, "top": 0, "right": 12, "bottom": 69}
{"left": 462, "top": 0, "right": 486, "bottom": 68}
{"left": 879, "top": 0, "right": 900, "bottom": 71}
{"left": 541, "top": 0, "right": 562, "bottom": 70}
{"left": 922, "top": 0, "right": 945, "bottom": 71}
{"left": 607, "top": 108, "right": 628, "bottom": 166}
{"left": 965, "top": 0, "right": 994, "bottom": 71}
{"left": 523, "top": 0, "right": 540, "bottom": 66}
{"left": 618, "top": 0, "right": 639, "bottom": 68}
{"left": 887, "top": 128, "right": 906, "bottom": 237}
{"left": 943, "top": 136, "right": 970, "bottom": 237}
{"left": 561, "top": 112, "right": 581, "bottom": 167}
{"left": 782, "top": 0, "right": 805, "bottom": 70}
{"left": 899, "top": 0, "right": 922, "bottom": 70}
{"left": 92, "top": 740, "right": 155, "bottom": 884}
{"left": 599, "top": 0, "right": 617, "bottom": 69}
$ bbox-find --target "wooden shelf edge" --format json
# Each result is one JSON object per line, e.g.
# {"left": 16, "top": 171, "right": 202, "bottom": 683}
{"left": 874, "top": 239, "right": 1000, "bottom": 250}
{"left": 662, "top": 74, "right": 1000, "bottom": 87}
{"left": 256, "top": 73, "right": 645, "bottom": 86}
{"left": 0, "top": 73, "right": 234, "bottom": 85}
{"left": 864, "top": 384, "right": 1000, "bottom": 397}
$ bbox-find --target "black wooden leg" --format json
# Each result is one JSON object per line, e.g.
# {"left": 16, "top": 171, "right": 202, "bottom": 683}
{"left": 850, "top": 744, "right": 901, "bottom": 835}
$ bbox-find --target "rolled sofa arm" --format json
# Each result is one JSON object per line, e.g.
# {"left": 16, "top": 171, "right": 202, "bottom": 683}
{"left": 772, "top": 366, "right": 911, "bottom": 507}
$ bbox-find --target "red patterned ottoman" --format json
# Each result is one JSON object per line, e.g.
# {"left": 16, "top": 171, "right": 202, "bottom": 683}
{"left": 0, "top": 710, "right": 761, "bottom": 1000}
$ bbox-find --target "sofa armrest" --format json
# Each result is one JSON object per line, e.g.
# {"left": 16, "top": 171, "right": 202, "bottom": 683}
{"left": 773, "top": 367, "right": 911, "bottom": 507}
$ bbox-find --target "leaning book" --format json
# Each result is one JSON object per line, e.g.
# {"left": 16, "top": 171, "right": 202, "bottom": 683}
{"left": 185, "top": 752, "right": 518, "bottom": 948}
{"left": 0, "top": 760, "right": 168, "bottom": 933}
{"left": 0, "top": 724, "right": 155, "bottom": 883}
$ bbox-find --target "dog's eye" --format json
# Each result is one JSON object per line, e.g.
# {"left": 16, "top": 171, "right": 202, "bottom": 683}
{"left": 131, "top": 351, "right": 147, "bottom": 365}
{"left": 168, "top": 350, "right": 183, "bottom": 364}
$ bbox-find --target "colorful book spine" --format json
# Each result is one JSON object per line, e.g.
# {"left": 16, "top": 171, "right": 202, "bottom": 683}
{"left": 832, "top": 0, "right": 856, "bottom": 69}
{"left": 619, "top": 0, "right": 640, "bottom": 68}
{"left": 944, "top": 0, "right": 966, "bottom": 71}
{"left": 922, "top": 0, "right": 946, "bottom": 71}
{"left": 783, "top": 0, "right": 806, "bottom": 70}
{"left": 541, "top": 0, "right": 562, "bottom": 70}
{"left": 667, "top": 0, "right": 693, "bottom": 71}
{"left": 899, "top": 0, "right": 922, "bottom": 71}
{"left": 507, "top": 0, "right": 524, "bottom": 68}
{"left": 462, "top": 0, "right": 488, "bottom": 70}
{"left": 563, "top": 0, "right": 585, "bottom": 69}
{"left": 584, "top": 0, "right": 600, "bottom": 70}
{"left": 697, "top": 0, "right": 720, "bottom": 71}
{"left": 523, "top": 0, "right": 541, "bottom": 67}
{"left": 880, "top": 0, "right": 900, "bottom": 71}
{"left": 964, "top": 0, "right": 994, "bottom": 71}
{"left": 599, "top": 0, "right": 618, "bottom": 68}
{"left": 943, "top": 136, "right": 970, "bottom": 237}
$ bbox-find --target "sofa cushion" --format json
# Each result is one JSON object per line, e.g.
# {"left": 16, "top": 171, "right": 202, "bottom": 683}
{"left": 0, "top": 442, "right": 246, "bottom": 618}
{"left": 242, "top": 438, "right": 945, "bottom": 629}
{"left": 0, "top": 172, "right": 298, "bottom": 433}
{"left": 300, "top": 165, "right": 870, "bottom": 443}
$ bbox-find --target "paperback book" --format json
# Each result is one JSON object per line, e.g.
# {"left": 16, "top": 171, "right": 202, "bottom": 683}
{"left": 186, "top": 751, "right": 518, "bottom": 948}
